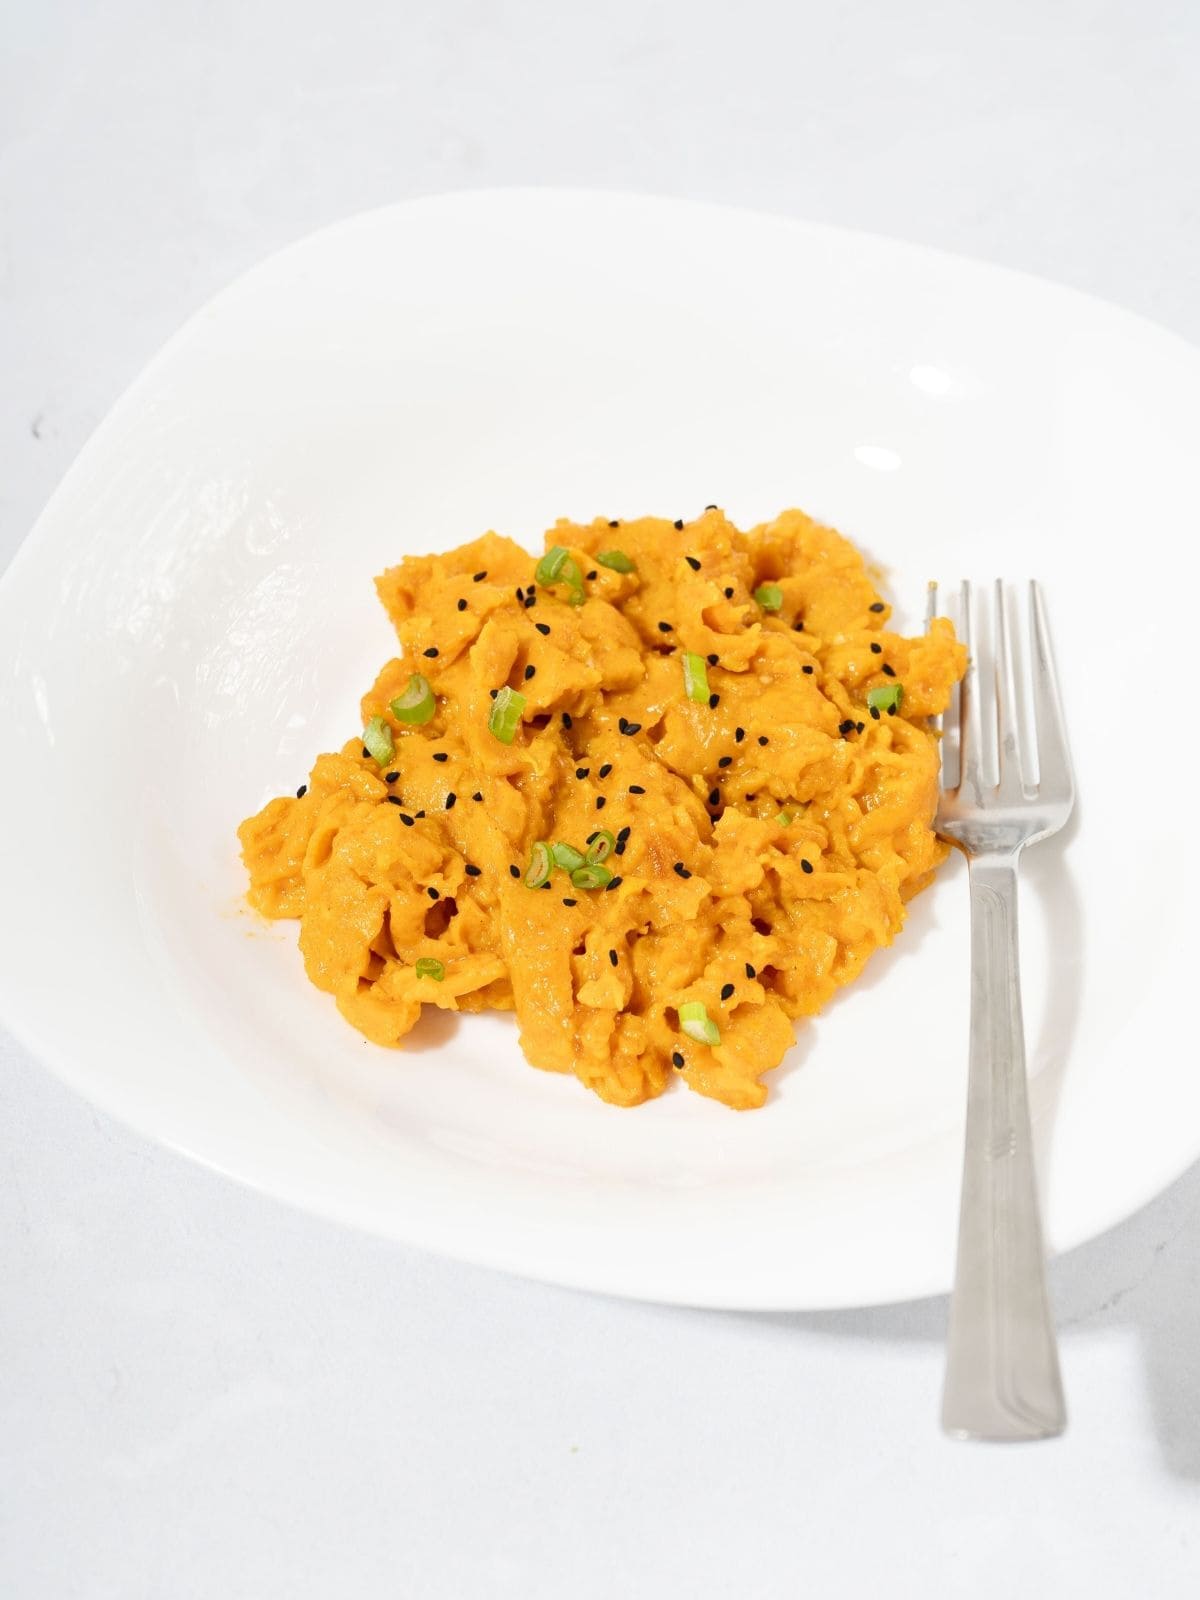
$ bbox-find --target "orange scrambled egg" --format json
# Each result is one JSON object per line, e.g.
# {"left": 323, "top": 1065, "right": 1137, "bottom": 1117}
{"left": 239, "top": 508, "right": 965, "bottom": 1108}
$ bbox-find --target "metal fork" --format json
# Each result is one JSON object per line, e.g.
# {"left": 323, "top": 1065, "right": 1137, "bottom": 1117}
{"left": 930, "top": 580, "right": 1075, "bottom": 1442}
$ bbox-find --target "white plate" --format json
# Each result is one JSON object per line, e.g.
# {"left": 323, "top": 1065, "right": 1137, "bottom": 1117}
{"left": 1, "top": 190, "right": 1196, "bottom": 1309}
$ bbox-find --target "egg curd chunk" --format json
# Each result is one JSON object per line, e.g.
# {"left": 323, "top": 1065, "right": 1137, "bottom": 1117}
{"left": 239, "top": 508, "right": 966, "bottom": 1109}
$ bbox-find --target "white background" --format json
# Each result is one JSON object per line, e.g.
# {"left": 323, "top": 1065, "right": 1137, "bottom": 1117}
{"left": 3, "top": 3, "right": 1199, "bottom": 1594}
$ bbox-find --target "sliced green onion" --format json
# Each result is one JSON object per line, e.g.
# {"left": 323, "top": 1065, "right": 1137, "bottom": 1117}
{"left": 488, "top": 685, "right": 527, "bottom": 743}
{"left": 776, "top": 810, "right": 793, "bottom": 827}
{"left": 390, "top": 673, "right": 436, "bottom": 725}
{"left": 678, "top": 1000, "right": 721, "bottom": 1046}
{"left": 363, "top": 714, "right": 395, "bottom": 766}
{"left": 866, "top": 682, "right": 904, "bottom": 716}
{"left": 570, "top": 863, "right": 613, "bottom": 891}
{"left": 754, "top": 583, "right": 783, "bottom": 611}
{"left": 524, "top": 840, "right": 552, "bottom": 888}
{"left": 682, "top": 652, "right": 710, "bottom": 704}
{"left": 596, "top": 549, "right": 636, "bottom": 574}
{"left": 535, "top": 546, "right": 571, "bottom": 584}
{"left": 585, "top": 829, "right": 616, "bottom": 864}
{"left": 561, "top": 556, "right": 586, "bottom": 605}
{"left": 550, "top": 841, "right": 586, "bottom": 872}
{"left": 535, "top": 547, "right": 587, "bottom": 605}
{"left": 414, "top": 957, "right": 445, "bottom": 982}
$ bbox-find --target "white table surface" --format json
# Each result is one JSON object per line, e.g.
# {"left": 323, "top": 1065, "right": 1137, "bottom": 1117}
{"left": 3, "top": 3, "right": 1199, "bottom": 1594}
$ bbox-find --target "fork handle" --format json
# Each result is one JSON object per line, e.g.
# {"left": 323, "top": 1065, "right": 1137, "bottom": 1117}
{"left": 942, "top": 853, "right": 1066, "bottom": 1441}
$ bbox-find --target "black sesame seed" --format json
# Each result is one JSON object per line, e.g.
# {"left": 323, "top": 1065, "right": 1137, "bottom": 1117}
{"left": 839, "top": 719, "right": 856, "bottom": 736}
{"left": 472, "top": 791, "right": 484, "bottom": 802}
{"left": 708, "top": 788, "right": 721, "bottom": 806}
{"left": 658, "top": 621, "right": 673, "bottom": 633}
{"left": 856, "top": 721, "right": 865, "bottom": 733}
{"left": 621, "top": 721, "right": 642, "bottom": 736}
{"left": 599, "top": 762, "right": 612, "bottom": 779}
{"left": 541, "top": 880, "right": 552, "bottom": 889}
{"left": 608, "top": 519, "right": 619, "bottom": 528}
{"left": 524, "top": 664, "right": 536, "bottom": 680}
{"left": 515, "top": 587, "right": 524, "bottom": 601}
{"left": 489, "top": 688, "right": 498, "bottom": 699}
{"left": 535, "top": 622, "right": 551, "bottom": 636}
{"left": 563, "top": 897, "right": 577, "bottom": 906}
{"left": 708, "top": 693, "right": 720, "bottom": 709}
{"left": 870, "top": 642, "right": 882, "bottom": 655}
{"left": 423, "top": 647, "right": 439, "bottom": 658}
{"left": 734, "top": 727, "right": 745, "bottom": 743}
{"left": 427, "top": 887, "right": 439, "bottom": 900}
{"left": 595, "top": 795, "right": 606, "bottom": 810}
{"left": 617, "top": 826, "right": 631, "bottom": 842}
{"left": 576, "top": 767, "right": 590, "bottom": 779}
{"left": 758, "top": 736, "right": 769, "bottom": 747}
{"left": 870, "top": 601, "right": 885, "bottom": 613}
{"left": 718, "top": 755, "right": 733, "bottom": 768}
{"left": 415, "top": 810, "right": 426, "bottom": 819}
{"left": 296, "top": 784, "right": 307, "bottom": 798}
{"left": 524, "top": 592, "right": 536, "bottom": 608}
{"left": 609, "top": 948, "right": 618, "bottom": 967}
{"left": 673, "top": 862, "right": 692, "bottom": 879}
{"left": 801, "top": 859, "right": 814, "bottom": 874}
{"left": 724, "top": 586, "right": 735, "bottom": 599}
{"left": 445, "top": 792, "right": 457, "bottom": 810}
{"left": 465, "top": 864, "right": 482, "bottom": 877}
{"left": 802, "top": 664, "right": 814, "bottom": 675}
{"left": 614, "top": 840, "right": 626, "bottom": 855}
{"left": 674, "top": 519, "right": 685, "bottom": 530}
{"left": 457, "top": 598, "right": 468, "bottom": 612}
{"left": 400, "top": 814, "right": 415, "bottom": 827}
{"left": 605, "top": 876, "right": 623, "bottom": 891}
{"left": 720, "top": 982, "right": 735, "bottom": 1001}
{"left": 882, "top": 662, "right": 896, "bottom": 677}
{"left": 629, "top": 784, "right": 646, "bottom": 795}
{"left": 362, "top": 746, "right": 371, "bottom": 758}
{"left": 672, "top": 1051, "right": 685, "bottom": 1069}
{"left": 562, "top": 713, "right": 573, "bottom": 729}
{"left": 472, "top": 570, "right": 488, "bottom": 583}
{"left": 707, "top": 653, "right": 719, "bottom": 666}
{"left": 887, "top": 704, "right": 898, "bottom": 716}
{"left": 685, "top": 555, "right": 701, "bottom": 571}
{"left": 510, "top": 864, "right": 521, "bottom": 878}
{"left": 745, "top": 963, "right": 756, "bottom": 979}
{"left": 586, "top": 570, "right": 598, "bottom": 581}
{"left": 432, "top": 751, "right": 449, "bottom": 762}
{"left": 385, "top": 771, "right": 400, "bottom": 783}
{"left": 386, "top": 795, "right": 404, "bottom": 807}
{"left": 870, "top": 706, "right": 881, "bottom": 720}
{"left": 705, "top": 503, "right": 717, "bottom": 510}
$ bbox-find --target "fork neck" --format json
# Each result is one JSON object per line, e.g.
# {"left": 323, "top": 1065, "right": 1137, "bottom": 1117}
{"left": 965, "top": 845, "right": 1024, "bottom": 872}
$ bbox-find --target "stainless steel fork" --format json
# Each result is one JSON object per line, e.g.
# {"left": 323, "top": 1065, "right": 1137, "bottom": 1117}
{"left": 931, "top": 580, "right": 1074, "bottom": 1442}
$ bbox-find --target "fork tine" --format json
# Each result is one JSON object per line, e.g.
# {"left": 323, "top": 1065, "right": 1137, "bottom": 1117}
{"left": 994, "top": 581, "right": 1023, "bottom": 795}
{"left": 1029, "top": 582, "right": 1074, "bottom": 804}
{"left": 958, "top": 580, "right": 988, "bottom": 794}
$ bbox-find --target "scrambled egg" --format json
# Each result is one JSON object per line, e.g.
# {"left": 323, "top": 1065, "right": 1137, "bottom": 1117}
{"left": 239, "top": 508, "right": 965, "bottom": 1109}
